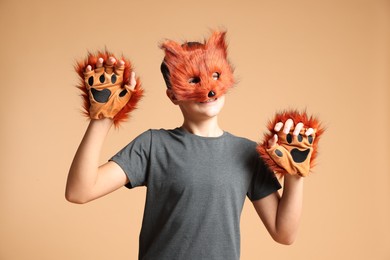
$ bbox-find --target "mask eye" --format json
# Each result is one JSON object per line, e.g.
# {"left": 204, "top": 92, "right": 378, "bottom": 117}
{"left": 212, "top": 72, "right": 220, "bottom": 80}
{"left": 188, "top": 77, "right": 200, "bottom": 84}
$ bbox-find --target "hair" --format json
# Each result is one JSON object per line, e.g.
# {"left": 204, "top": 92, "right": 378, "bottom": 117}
{"left": 160, "top": 42, "right": 204, "bottom": 89}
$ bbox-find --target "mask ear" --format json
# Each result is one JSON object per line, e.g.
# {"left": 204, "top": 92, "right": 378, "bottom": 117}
{"left": 160, "top": 40, "right": 184, "bottom": 58}
{"left": 206, "top": 31, "right": 228, "bottom": 58}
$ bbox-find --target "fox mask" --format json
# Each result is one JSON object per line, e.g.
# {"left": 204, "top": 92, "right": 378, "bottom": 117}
{"left": 160, "top": 31, "right": 235, "bottom": 102}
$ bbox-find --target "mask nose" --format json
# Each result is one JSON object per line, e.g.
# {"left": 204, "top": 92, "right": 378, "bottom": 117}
{"left": 208, "top": 90, "right": 216, "bottom": 98}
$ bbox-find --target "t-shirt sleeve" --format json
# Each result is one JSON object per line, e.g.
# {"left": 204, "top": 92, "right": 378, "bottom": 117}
{"left": 109, "top": 130, "right": 152, "bottom": 189}
{"left": 247, "top": 155, "right": 282, "bottom": 201}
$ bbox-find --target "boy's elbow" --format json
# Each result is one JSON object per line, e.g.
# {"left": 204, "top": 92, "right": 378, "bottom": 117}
{"left": 272, "top": 233, "right": 297, "bottom": 245}
{"left": 274, "top": 236, "right": 296, "bottom": 245}
{"left": 65, "top": 190, "right": 91, "bottom": 204}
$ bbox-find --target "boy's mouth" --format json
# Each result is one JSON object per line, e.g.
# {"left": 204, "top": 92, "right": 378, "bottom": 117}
{"left": 199, "top": 98, "right": 217, "bottom": 104}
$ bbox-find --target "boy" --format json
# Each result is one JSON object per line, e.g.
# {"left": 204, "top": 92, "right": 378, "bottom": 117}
{"left": 66, "top": 31, "right": 310, "bottom": 259}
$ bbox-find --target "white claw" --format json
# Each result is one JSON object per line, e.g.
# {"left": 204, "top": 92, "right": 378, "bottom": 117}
{"left": 274, "top": 122, "right": 283, "bottom": 132}
{"left": 130, "top": 72, "right": 137, "bottom": 90}
{"left": 283, "top": 119, "right": 294, "bottom": 134}
{"left": 305, "top": 128, "right": 314, "bottom": 136}
{"left": 268, "top": 134, "right": 278, "bottom": 148}
{"left": 293, "top": 122, "right": 304, "bottom": 136}
{"left": 96, "top": 58, "right": 104, "bottom": 68}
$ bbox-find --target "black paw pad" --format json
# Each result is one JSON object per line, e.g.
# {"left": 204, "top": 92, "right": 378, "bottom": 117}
{"left": 99, "top": 74, "right": 105, "bottom": 83}
{"left": 119, "top": 89, "right": 128, "bottom": 97}
{"left": 291, "top": 148, "right": 310, "bottom": 163}
{"left": 286, "top": 134, "right": 292, "bottom": 144}
{"left": 91, "top": 88, "right": 111, "bottom": 103}
{"left": 88, "top": 76, "right": 94, "bottom": 86}
{"left": 111, "top": 74, "right": 117, "bottom": 84}
{"left": 275, "top": 149, "right": 283, "bottom": 157}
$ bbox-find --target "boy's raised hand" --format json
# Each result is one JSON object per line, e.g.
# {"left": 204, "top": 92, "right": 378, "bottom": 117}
{"left": 257, "top": 110, "right": 325, "bottom": 177}
{"left": 75, "top": 50, "right": 143, "bottom": 127}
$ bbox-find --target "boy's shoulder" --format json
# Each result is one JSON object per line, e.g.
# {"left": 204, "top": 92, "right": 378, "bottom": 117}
{"left": 224, "top": 131, "right": 257, "bottom": 147}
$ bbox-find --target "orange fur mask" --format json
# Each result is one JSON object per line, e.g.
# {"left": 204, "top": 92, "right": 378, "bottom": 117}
{"left": 160, "top": 31, "right": 235, "bottom": 102}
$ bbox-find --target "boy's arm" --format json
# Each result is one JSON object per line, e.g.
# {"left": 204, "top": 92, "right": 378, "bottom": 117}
{"left": 65, "top": 118, "right": 129, "bottom": 204}
{"left": 66, "top": 53, "right": 140, "bottom": 204}
{"left": 252, "top": 175, "right": 303, "bottom": 245}
{"left": 252, "top": 110, "right": 324, "bottom": 244}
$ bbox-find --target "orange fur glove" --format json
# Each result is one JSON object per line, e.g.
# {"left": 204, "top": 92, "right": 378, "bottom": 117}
{"left": 257, "top": 110, "right": 325, "bottom": 177}
{"left": 75, "top": 50, "right": 143, "bottom": 127}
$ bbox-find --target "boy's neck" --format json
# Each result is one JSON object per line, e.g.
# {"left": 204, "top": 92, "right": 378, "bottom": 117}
{"left": 181, "top": 119, "right": 223, "bottom": 137}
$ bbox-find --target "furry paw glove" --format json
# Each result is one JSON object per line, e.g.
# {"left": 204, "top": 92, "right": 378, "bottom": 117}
{"left": 75, "top": 50, "right": 143, "bottom": 126}
{"left": 257, "top": 110, "right": 325, "bottom": 177}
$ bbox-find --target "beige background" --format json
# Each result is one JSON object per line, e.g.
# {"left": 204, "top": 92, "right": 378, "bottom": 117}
{"left": 1, "top": 0, "right": 389, "bottom": 259}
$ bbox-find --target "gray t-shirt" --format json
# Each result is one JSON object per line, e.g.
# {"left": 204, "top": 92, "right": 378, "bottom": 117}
{"left": 110, "top": 128, "right": 281, "bottom": 260}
